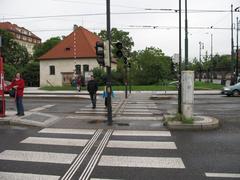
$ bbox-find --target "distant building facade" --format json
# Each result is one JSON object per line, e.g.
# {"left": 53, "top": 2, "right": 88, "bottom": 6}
{"left": 0, "top": 22, "right": 41, "bottom": 54}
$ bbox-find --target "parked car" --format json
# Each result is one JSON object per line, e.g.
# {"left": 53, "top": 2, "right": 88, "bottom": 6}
{"left": 221, "top": 82, "right": 240, "bottom": 96}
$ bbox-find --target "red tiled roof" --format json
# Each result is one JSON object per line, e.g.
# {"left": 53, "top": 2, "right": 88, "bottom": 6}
{"left": 0, "top": 21, "right": 41, "bottom": 41}
{"left": 39, "top": 26, "right": 101, "bottom": 60}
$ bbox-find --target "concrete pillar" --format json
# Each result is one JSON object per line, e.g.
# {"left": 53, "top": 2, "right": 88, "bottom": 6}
{"left": 181, "top": 71, "right": 194, "bottom": 118}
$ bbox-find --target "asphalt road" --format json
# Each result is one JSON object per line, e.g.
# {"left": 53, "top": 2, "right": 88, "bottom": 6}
{"left": 0, "top": 94, "right": 239, "bottom": 180}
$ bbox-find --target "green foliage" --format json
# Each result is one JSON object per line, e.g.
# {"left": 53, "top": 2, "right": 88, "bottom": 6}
{"left": 21, "top": 62, "right": 40, "bottom": 87}
{"left": 130, "top": 47, "right": 173, "bottom": 85}
{"left": 0, "top": 29, "right": 30, "bottom": 68}
{"left": 167, "top": 113, "right": 193, "bottom": 124}
{"left": 4, "top": 64, "right": 17, "bottom": 81}
{"left": 33, "top": 37, "right": 61, "bottom": 59}
{"left": 92, "top": 67, "right": 106, "bottom": 86}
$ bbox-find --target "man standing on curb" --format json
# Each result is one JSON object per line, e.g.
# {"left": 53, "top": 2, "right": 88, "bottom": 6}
{"left": 87, "top": 75, "right": 98, "bottom": 109}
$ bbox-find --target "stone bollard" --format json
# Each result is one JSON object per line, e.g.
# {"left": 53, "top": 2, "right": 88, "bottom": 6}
{"left": 181, "top": 71, "right": 194, "bottom": 118}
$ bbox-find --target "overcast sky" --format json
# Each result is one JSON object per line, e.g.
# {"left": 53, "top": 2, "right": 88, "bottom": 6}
{"left": 1, "top": 0, "right": 240, "bottom": 59}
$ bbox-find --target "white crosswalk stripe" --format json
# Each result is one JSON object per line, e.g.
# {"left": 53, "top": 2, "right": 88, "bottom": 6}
{"left": 21, "top": 137, "right": 88, "bottom": 147}
{"left": 39, "top": 128, "right": 96, "bottom": 135}
{"left": 107, "top": 140, "right": 177, "bottom": 149}
{"left": 205, "top": 172, "right": 240, "bottom": 178}
{"left": 0, "top": 171, "right": 60, "bottom": 180}
{"left": 98, "top": 155, "right": 185, "bottom": 169}
{"left": 0, "top": 150, "right": 77, "bottom": 164}
{"left": 112, "top": 130, "right": 171, "bottom": 137}
{"left": 95, "top": 128, "right": 185, "bottom": 179}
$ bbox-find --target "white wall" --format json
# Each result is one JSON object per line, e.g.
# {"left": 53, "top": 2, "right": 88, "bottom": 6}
{"left": 40, "top": 58, "right": 99, "bottom": 87}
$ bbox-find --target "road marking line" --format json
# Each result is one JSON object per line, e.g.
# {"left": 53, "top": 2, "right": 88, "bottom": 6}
{"left": 112, "top": 130, "right": 171, "bottom": 137}
{"left": 205, "top": 172, "right": 240, "bottom": 178}
{"left": 29, "top": 104, "right": 55, "bottom": 112}
{"left": 91, "top": 179, "right": 123, "bottom": 180}
{"left": 61, "top": 129, "right": 103, "bottom": 180}
{"left": 107, "top": 141, "right": 177, "bottom": 149}
{"left": 39, "top": 128, "right": 96, "bottom": 135}
{"left": 21, "top": 137, "right": 88, "bottom": 147}
{"left": 0, "top": 150, "right": 77, "bottom": 164}
{"left": 0, "top": 171, "right": 60, "bottom": 180}
{"left": 79, "top": 130, "right": 113, "bottom": 180}
{"left": 98, "top": 155, "right": 185, "bottom": 169}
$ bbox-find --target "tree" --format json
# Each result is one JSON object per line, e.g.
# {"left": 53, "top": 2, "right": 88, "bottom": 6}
{"left": 98, "top": 28, "right": 134, "bottom": 57}
{"left": 0, "top": 29, "right": 30, "bottom": 68}
{"left": 130, "top": 47, "right": 172, "bottom": 85}
{"left": 33, "top": 37, "right": 61, "bottom": 59}
{"left": 4, "top": 64, "right": 17, "bottom": 81}
{"left": 21, "top": 62, "right": 40, "bottom": 87}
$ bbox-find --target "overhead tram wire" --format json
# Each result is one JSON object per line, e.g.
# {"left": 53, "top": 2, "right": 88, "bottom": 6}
{"left": 3, "top": 9, "right": 239, "bottom": 20}
{"left": 31, "top": 26, "right": 232, "bottom": 33}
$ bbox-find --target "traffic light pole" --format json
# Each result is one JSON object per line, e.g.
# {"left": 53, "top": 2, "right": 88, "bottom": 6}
{"left": 178, "top": 0, "right": 182, "bottom": 114}
{"left": 231, "top": 4, "right": 235, "bottom": 85}
{"left": 106, "top": 0, "right": 112, "bottom": 125}
{"left": 236, "top": 17, "right": 239, "bottom": 83}
{"left": 125, "top": 65, "right": 128, "bottom": 99}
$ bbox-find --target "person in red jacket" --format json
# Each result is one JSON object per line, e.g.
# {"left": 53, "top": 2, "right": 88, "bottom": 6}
{"left": 7, "top": 73, "right": 25, "bottom": 116}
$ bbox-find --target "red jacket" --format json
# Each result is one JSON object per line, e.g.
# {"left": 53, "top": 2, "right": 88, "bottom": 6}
{"left": 7, "top": 79, "right": 25, "bottom": 97}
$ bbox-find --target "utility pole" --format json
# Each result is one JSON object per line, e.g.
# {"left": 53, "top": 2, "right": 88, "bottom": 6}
{"left": 125, "top": 65, "right": 128, "bottom": 99}
{"left": 178, "top": 0, "right": 182, "bottom": 114}
{"left": 231, "top": 4, "right": 235, "bottom": 85}
{"left": 210, "top": 33, "right": 213, "bottom": 82}
{"left": 184, "top": 0, "right": 188, "bottom": 70}
{"left": 236, "top": 17, "right": 239, "bottom": 83}
{"left": 106, "top": 0, "right": 112, "bottom": 125}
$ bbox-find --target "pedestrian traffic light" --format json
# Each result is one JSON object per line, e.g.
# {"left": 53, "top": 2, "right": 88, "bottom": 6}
{"left": 95, "top": 41, "right": 105, "bottom": 66}
{"left": 128, "top": 62, "right": 131, "bottom": 68}
{"left": 123, "top": 57, "right": 128, "bottom": 65}
{"left": 115, "top": 42, "right": 123, "bottom": 59}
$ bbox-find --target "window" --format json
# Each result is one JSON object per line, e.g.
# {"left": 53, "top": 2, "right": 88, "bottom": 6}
{"left": 75, "top": 65, "right": 81, "bottom": 75}
{"left": 65, "top": 47, "right": 71, "bottom": 51}
{"left": 49, "top": 66, "right": 55, "bottom": 75}
{"left": 83, "top": 65, "right": 89, "bottom": 73}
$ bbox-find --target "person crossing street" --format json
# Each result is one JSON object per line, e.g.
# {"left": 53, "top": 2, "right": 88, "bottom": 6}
{"left": 87, "top": 75, "right": 98, "bottom": 109}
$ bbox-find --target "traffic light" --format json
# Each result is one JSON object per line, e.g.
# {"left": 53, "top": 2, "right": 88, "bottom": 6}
{"left": 95, "top": 41, "right": 105, "bottom": 66}
{"left": 115, "top": 42, "right": 123, "bottom": 59}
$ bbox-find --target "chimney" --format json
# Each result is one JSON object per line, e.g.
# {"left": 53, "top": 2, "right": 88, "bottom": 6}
{"left": 73, "top": 24, "right": 78, "bottom": 31}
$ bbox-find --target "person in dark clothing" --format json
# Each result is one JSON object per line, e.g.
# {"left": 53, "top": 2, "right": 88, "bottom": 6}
{"left": 87, "top": 75, "right": 98, "bottom": 109}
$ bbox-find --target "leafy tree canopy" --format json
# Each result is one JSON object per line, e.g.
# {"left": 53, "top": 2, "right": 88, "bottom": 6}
{"left": 33, "top": 37, "right": 61, "bottom": 59}
{"left": 0, "top": 29, "right": 30, "bottom": 68}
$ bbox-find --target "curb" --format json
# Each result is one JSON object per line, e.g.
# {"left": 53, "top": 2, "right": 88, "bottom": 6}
{"left": 163, "top": 115, "right": 220, "bottom": 131}
{"left": 0, "top": 111, "right": 59, "bottom": 128}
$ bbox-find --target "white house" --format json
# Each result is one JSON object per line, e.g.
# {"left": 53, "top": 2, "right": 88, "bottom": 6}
{"left": 39, "top": 25, "right": 117, "bottom": 87}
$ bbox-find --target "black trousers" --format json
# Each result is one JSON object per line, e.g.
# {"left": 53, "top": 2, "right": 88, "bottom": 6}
{"left": 90, "top": 93, "right": 96, "bottom": 107}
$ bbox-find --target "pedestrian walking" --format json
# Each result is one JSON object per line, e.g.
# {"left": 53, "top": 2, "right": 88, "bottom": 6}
{"left": 7, "top": 72, "right": 25, "bottom": 116}
{"left": 87, "top": 75, "right": 98, "bottom": 109}
{"left": 76, "top": 75, "right": 81, "bottom": 92}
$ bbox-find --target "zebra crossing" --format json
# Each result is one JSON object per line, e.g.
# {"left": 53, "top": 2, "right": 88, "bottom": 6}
{"left": 0, "top": 128, "right": 185, "bottom": 180}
